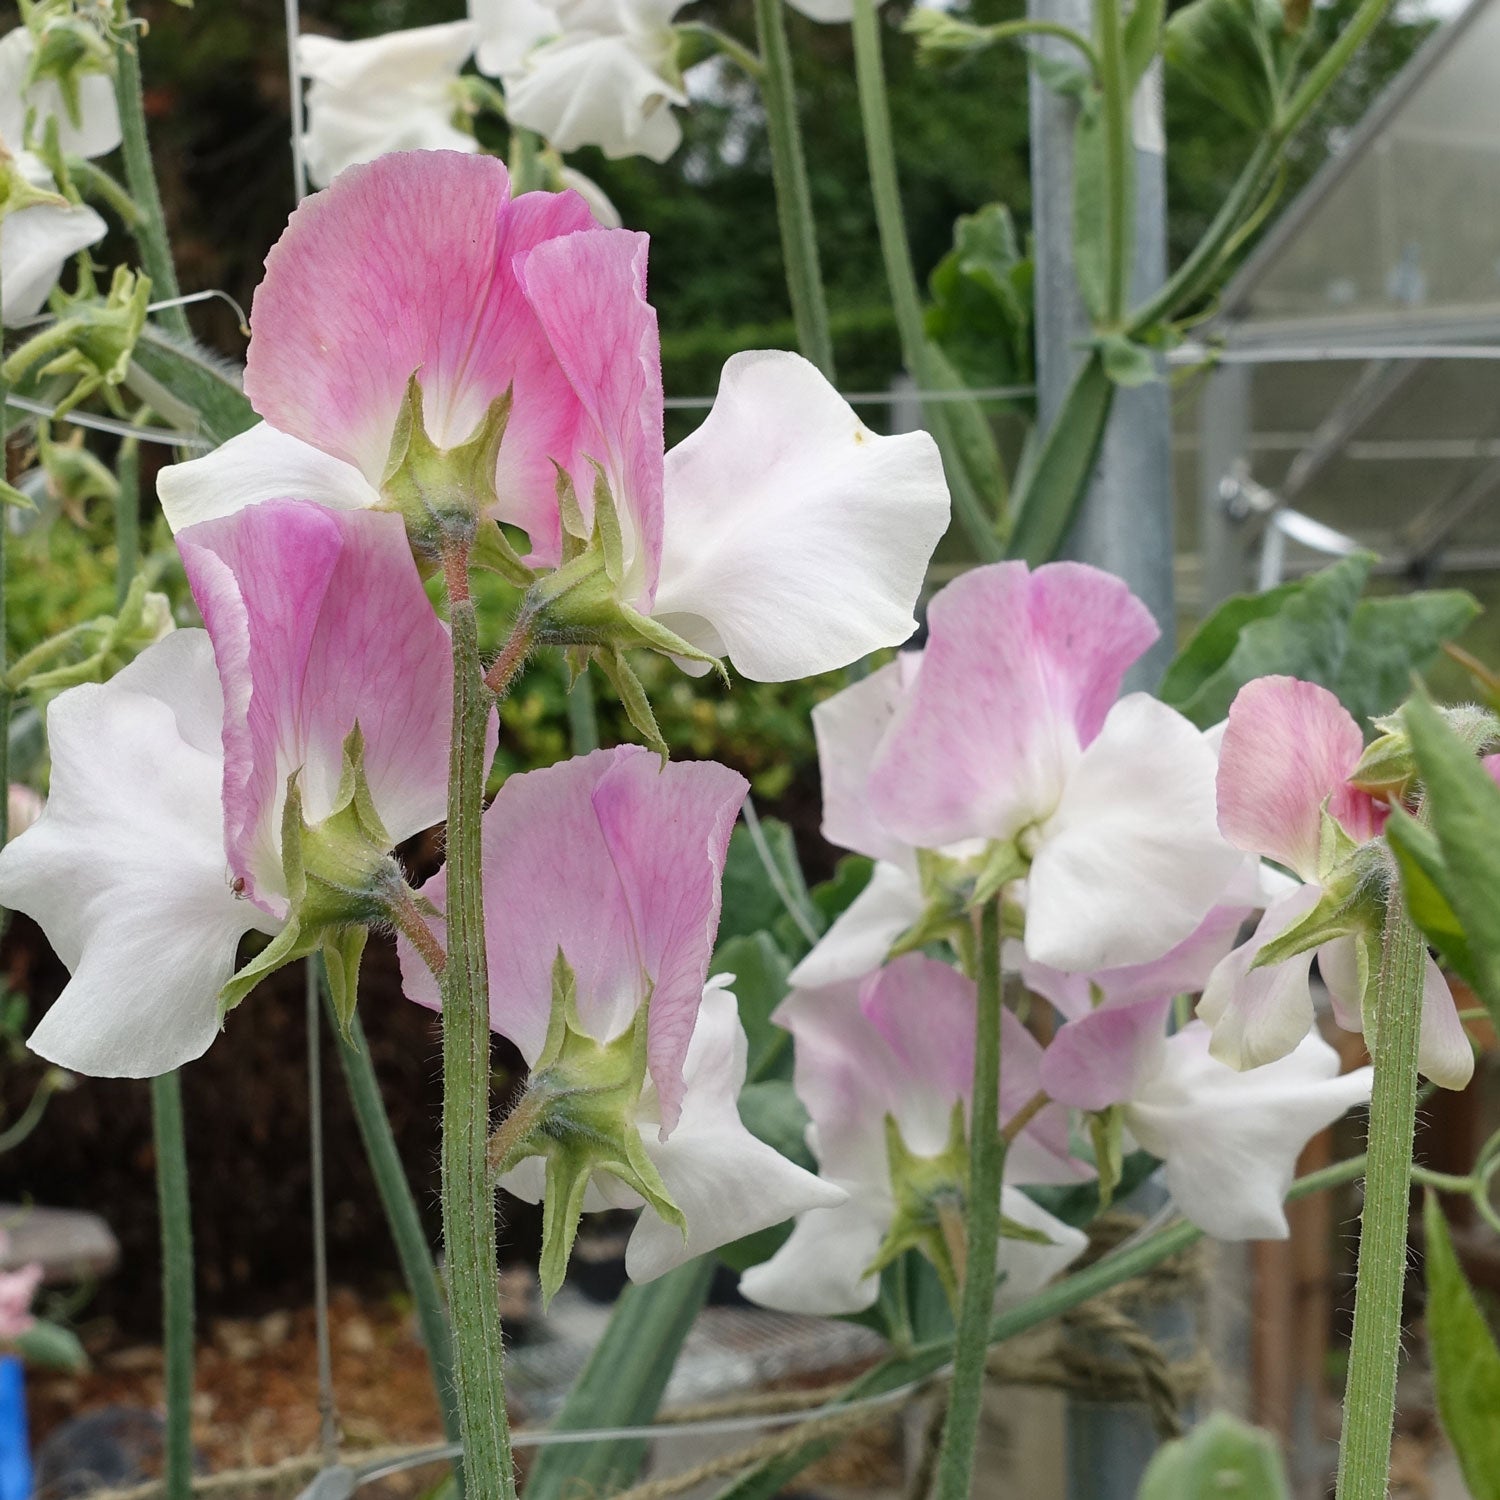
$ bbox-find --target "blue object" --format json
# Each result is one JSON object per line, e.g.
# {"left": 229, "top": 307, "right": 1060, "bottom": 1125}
{"left": 0, "top": 1355, "right": 32, "bottom": 1500}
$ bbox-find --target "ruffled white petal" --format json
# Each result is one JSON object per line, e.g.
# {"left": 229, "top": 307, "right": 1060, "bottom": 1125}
{"left": 1025, "top": 694, "right": 1242, "bottom": 971}
{"left": 652, "top": 351, "right": 949, "bottom": 681}
{"left": 1418, "top": 955, "right": 1475, "bottom": 1091}
{"left": 737, "top": 1187, "right": 889, "bottom": 1315}
{"left": 0, "top": 632, "right": 275, "bottom": 1077}
{"left": 625, "top": 986, "right": 845, "bottom": 1282}
{"left": 787, "top": 861, "right": 924, "bottom": 989}
{"left": 471, "top": 0, "right": 561, "bottom": 75}
{"left": 810, "top": 662, "right": 911, "bottom": 865}
{"left": 995, "top": 1189, "right": 1089, "bottom": 1307}
{"left": 1124, "top": 1023, "right": 1372, "bottom": 1240}
{"left": 156, "top": 422, "right": 382, "bottom": 534}
{"left": 1, "top": 156, "right": 105, "bottom": 326}
{"left": 0, "top": 30, "right": 121, "bottom": 159}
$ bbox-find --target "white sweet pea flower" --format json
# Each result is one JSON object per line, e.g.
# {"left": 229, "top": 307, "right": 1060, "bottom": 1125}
{"left": 1, "top": 153, "right": 107, "bottom": 326}
{"left": 298, "top": 22, "right": 479, "bottom": 189}
{"left": 499, "top": 0, "right": 691, "bottom": 162}
{"left": 470, "top": 0, "right": 560, "bottom": 76}
{"left": 0, "top": 26, "right": 121, "bottom": 159}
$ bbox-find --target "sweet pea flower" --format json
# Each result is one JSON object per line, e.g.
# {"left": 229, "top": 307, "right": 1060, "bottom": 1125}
{"left": 793, "top": 563, "right": 1240, "bottom": 982}
{"left": 1199, "top": 675, "right": 1473, "bottom": 1089}
{"left": 1122, "top": 1021, "right": 1372, "bottom": 1240}
{"left": 399, "top": 746, "right": 844, "bottom": 1287}
{"left": 158, "top": 150, "right": 950, "bottom": 683}
{"left": 0, "top": 1235, "right": 40, "bottom": 1343}
{"left": 471, "top": 0, "right": 560, "bottom": 76}
{"left": 0, "top": 501, "right": 457, "bottom": 1076}
{"left": 298, "top": 22, "right": 479, "bottom": 189}
{"left": 739, "top": 957, "right": 1088, "bottom": 1317}
{"left": 0, "top": 25, "right": 121, "bottom": 160}
{"left": 1, "top": 153, "right": 106, "bottom": 327}
{"left": 485, "top": 0, "right": 690, "bottom": 163}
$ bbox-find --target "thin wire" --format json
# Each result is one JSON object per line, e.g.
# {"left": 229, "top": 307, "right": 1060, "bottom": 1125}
{"left": 740, "top": 799, "right": 821, "bottom": 946}
{"left": 1171, "top": 340, "right": 1500, "bottom": 366}
{"left": 1, "top": 394, "right": 213, "bottom": 448}
{"left": 662, "top": 382, "right": 1036, "bottom": 410}
{"left": 147, "top": 288, "right": 251, "bottom": 333}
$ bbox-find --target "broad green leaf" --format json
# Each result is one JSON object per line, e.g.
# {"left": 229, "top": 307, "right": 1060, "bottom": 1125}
{"left": 1335, "top": 590, "right": 1480, "bottom": 728}
{"left": 808, "top": 855, "right": 875, "bottom": 930}
{"left": 14, "top": 1319, "right": 87, "bottom": 1372}
{"left": 1158, "top": 553, "right": 1372, "bottom": 729}
{"left": 1122, "top": 0, "right": 1166, "bottom": 89}
{"left": 1071, "top": 95, "right": 1110, "bottom": 324}
{"left": 1099, "top": 332, "right": 1157, "bottom": 387}
{"left": 710, "top": 932, "right": 793, "bottom": 1083}
{"left": 128, "top": 326, "right": 258, "bottom": 447}
{"left": 1007, "top": 350, "right": 1114, "bottom": 566}
{"left": 719, "top": 818, "right": 818, "bottom": 951}
{"left": 1424, "top": 1194, "right": 1500, "bottom": 1499}
{"left": 1137, "top": 1411, "right": 1290, "bottom": 1498}
{"left": 521, "top": 1257, "right": 715, "bottom": 1500}
{"left": 1386, "top": 807, "right": 1479, "bottom": 993}
{"left": 1398, "top": 693, "right": 1500, "bottom": 1021}
{"left": 1163, "top": 0, "right": 1284, "bottom": 129}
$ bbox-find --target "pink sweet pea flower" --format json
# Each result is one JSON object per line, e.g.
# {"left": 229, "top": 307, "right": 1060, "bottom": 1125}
{"left": 0, "top": 1257, "right": 40, "bottom": 1344}
{"left": 739, "top": 957, "right": 1088, "bottom": 1318}
{"left": 1122, "top": 1021, "right": 1371, "bottom": 1240}
{"left": 398, "top": 745, "right": 843, "bottom": 1280}
{"left": 1200, "top": 675, "right": 1472, "bottom": 1089}
{"left": 0, "top": 502, "right": 459, "bottom": 1077}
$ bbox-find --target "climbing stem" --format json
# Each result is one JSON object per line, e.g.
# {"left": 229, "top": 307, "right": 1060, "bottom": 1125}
{"left": 934, "top": 897, "right": 1005, "bottom": 1498}
{"left": 1334, "top": 900, "right": 1427, "bottom": 1500}
{"left": 751, "top": 0, "right": 836, "bottom": 380}
{"left": 151, "top": 1071, "right": 194, "bottom": 1500}
{"left": 1094, "top": 0, "right": 1131, "bottom": 325}
{"left": 439, "top": 541, "right": 517, "bottom": 1498}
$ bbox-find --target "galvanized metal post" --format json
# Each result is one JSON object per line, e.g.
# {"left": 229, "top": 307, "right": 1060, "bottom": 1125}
{"left": 1197, "top": 361, "right": 1253, "bottom": 608}
{"left": 1028, "top": 1, "right": 1173, "bottom": 689}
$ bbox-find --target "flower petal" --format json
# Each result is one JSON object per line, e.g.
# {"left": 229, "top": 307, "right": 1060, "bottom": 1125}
{"left": 0, "top": 31, "right": 121, "bottom": 160}
{"left": 179, "top": 501, "right": 455, "bottom": 914}
{"left": 1, "top": 157, "right": 105, "bottom": 326}
{"left": 0, "top": 632, "right": 272, "bottom": 1077}
{"left": 1040, "top": 998, "right": 1173, "bottom": 1113}
{"left": 244, "top": 150, "right": 602, "bottom": 555}
{"left": 516, "top": 227, "right": 663, "bottom": 601}
{"left": 1124, "top": 1022, "right": 1372, "bottom": 1239}
{"left": 625, "top": 985, "right": 845, "bottom": 1281}
{"left": 995, "top": 1190, "right": 1088, "bottom": 1307}
{"left": 1197, "top": 885, "right": 1324, "bottom": 1069}
{"left": 868, "top": 561, "right": 1159, "bottom": 849}
{"left": 737, "top": 1190, "right": 890, "bottom": 1316}
{"left": 157, "top": 422, "right": 382, "bottom": 534}
{"left": 471, "top": 0, "right": 560, "bottom": 75}
{"left": 1025, "top": 695, "right": 1242, "bottom": 970}
{"left": 651, "top": 351, "right": 949, "bottom": 681}
{"left": 1217, "top": 676, "right": 1382, "bottom": 881}
{"left": 787, "top": 861, "right": 925, "bottom": 990}
{"left": 1418, "top": 955, "right": 1475, "bottom": 1091}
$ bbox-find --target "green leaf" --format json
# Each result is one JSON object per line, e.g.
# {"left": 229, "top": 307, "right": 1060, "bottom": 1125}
{"left": 1157, "top": 553, "right": 1372, "bottom": 729}
{"left": 521, "top": 1257, "right": 715, "bottom": 1500}
{"left": 1163, "top": 0, "right": 1285, "bottom": 130}
{"left": 1122, "top": 0, "right": 1165, "bottom": 89}
{"left": 1334, "top": 590, "right": 1480, "bottom": 728}
{"left": 710, "top": 932, "right": 793, "bottom": 1083}
{"left": 718, "top": 818, "right": 817, "bottom": 951}
{"left": 128, "top": 326, "right": 258, "bottom": 446}
{"left": 1071, "top": 96, "right": 1109, "bottom": 325}
{"left": 1385, "top": 809, "right": 1478, "bottom": 990}
{"left": 1007, "top": 349, "right": 1114, "bottom": 566}
{"left": 14, "top": 1319, "right": 87, "bottom": 1372}
{"left": 1424, "top": 1194, "right": 1500, "bottom": 1499}
{"left": 808, "top": 856, "right": 874, "bottom": 930}
{"left": 1397, "top": 693, "right": 1500, "bottom": 1022}
{"left": 1137, "top": 1411, "right": 1290, "bottom": 1498}
{"left": 922, "top": 340, "right": 1011, "bottom": 536}
{"left": 1099, "top": 332, "right": 1157, "bottom": 387}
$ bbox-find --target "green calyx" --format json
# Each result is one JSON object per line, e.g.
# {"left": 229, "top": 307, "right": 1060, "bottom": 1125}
{"left": 5, "top": 572, "right": 170, "bottom": 695}
{"left": 379, "top": 373, "right": 528, "bottom": 565}
{"left": 888, "top": 841, "right": 1028, "bottom": 964}
{"left": 218, "top": 725, "right": 410, "bottom": 1030}
{"left": 489, "top": 952, "right": 685, "bottom": 1305}
{"left": 866, "top": 1102, "right": 971, "bottom": 1307}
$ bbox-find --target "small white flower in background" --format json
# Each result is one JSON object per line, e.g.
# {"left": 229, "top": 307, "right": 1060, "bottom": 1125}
{"left": 0, "top": 25, "right": 121, "bottom": 160}
{"left": 0, "top": 153, "right": 107, "bottom": 327}
{"left": 479, "top": 0, "right": 692, "bottom": 163}
{"left": 298, "top": 22, "right": 479, "bottom": 189}
{"left": 471, "top": 0, "right": 560, "bottom": 76}
{"left": 7, "top": 785, "right": 43, "bottom": 841}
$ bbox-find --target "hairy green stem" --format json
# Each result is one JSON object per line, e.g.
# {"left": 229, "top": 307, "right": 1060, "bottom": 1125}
{"left": 116, "top": 436, "right": 140, "bottom": 610}
{"left": 439, "top": 546, "right": 516, "bottom": 1498}
{"left": 113, "top": 6, "right": 189, "bottom": 340}
{"left": 850, "top": 0, "right": 1000, "bottom": 560}
{"left": 752, "top": 0, "right": 836, "bottom": 380}
{"left": 566, "top": 659, "right": 600, "bottom": 753}
{"left": 1335, "top": 903, "right": 1427, "bottom": 1500}
{"left": 150, "top": 1071, "right": 194, "bottom": 1500}
{"left": 714, "top": 1152, "right": 1368, "bottom": 1500}
{"left": 1094, "top": 0, "right": 1131, "bottom": 325}
{"left": 331, "top": 998, "right": 464, "bottom": 1484}
{"left": 934, "top": 899, "right": 1005, "bottom": 1497}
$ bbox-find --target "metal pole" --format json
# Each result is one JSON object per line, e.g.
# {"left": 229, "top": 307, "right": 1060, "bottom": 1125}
{"left": 1196, "top": 363, "right": 1253, "bottom": 608}
{"left": 1029, "top": 10, "right": 1173, "bottom": 689}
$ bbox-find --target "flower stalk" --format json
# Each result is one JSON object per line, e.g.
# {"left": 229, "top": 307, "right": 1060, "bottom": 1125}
{"left": 439, "top": 539, "right": 518, "bottom": 1499}
{"left": 150, "top": 1070, "right": 194, "bottom": 1500}
{"left": 1334, "top": 896, "right": 1427, "bottom": 1500}
{"left": 934, "top": 896, "right": 1006, "bottom": 1498}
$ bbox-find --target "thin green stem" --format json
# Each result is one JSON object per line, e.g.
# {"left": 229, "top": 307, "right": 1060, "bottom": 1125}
{"left": 752, "top": 0, "right": 835, "bottom": 380}
{"left": 680, "top": 22, "right": 765, "bottom": 81}
{"left": 934, "top": 899, "right": 1004, "bottom": 1499}
{"left": 115, "top": 436, "right": 140, "bottom": 610}
{"left": 112, "top": 4, "right": 189, "bottom": 340}
{"left": 330, "top": 997, "right": 464, "bottom": 1486}
{"left": 1094, "top": 0, "right": 1131, "bottom": 325}
{"left": 439, "top": 544, "right": 517, "bottom": 1499}
{"left": 1335, "top": 902, "right": 1427, "bottom": 1500}
{"left": 67, "top": 159, "right": 144, "bottom": 227}
{"left": 566, "top": 658, "right": 600, "bottom": 753}
{"left": 508, "top": 127, "right": 543, "bottom": 195}
{"left": 850, "top": 0, "right": 1000, "bottom": 560}
{"left": 150, "top": 1070, "right": 194, "bottom": 1500}
{"left": 985, "top": 19, "right": 1101, "bottom": 72}
{"left": 1410, "top": 1166, "right": 1474, "bottom": 1195}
